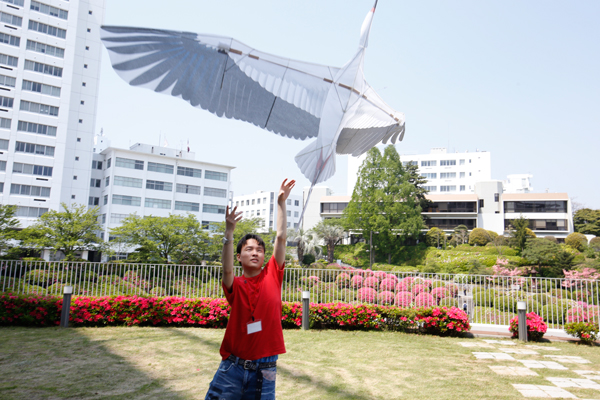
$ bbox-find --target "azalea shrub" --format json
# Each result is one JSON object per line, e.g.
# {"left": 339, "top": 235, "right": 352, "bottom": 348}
{"left": 564, "top": 321, "right": 599, "bottom": 345}
{"left": 509, "top": 312, "right": 547, "bottom": 341}
{"left": 0, "top": 293, "right": 471, "bottom": 336}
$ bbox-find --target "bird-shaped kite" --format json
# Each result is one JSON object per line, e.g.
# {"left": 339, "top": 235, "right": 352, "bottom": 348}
{"left": 100, "top": 1, "right": 404, "bottom": 221}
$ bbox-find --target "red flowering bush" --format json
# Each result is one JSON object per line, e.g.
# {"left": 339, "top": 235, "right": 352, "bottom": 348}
{"left": 394, "top": 291, "right": 413, "bottom": 307}
{"left": 353, "top": 269, "right": 374, "bottom": 278}
{"left": 357, "top": 287, "right": 377, "bottom": 303}
{"left": 336, "top": 273, "right": 351, "bottom": 288}
{"left": 411, "top": 284, "right": 429, "bottom": 296}
{"left": 565, "top": 321, "right": 599, "bottom": 345}
{"left": 363, "top": 277, "right": 379, "bottom": 289}
{"left": 379, "top": 278, "right": 396, "bottom": 291}
{"left": 310, "top": 303, "right": 381, "bottom": 330}
{"left": 509, "top": 312, "right": 547, "bottom": 341}
{"left": 416, "top": 306, "right": 470, "bottom": 336}
{"left": 350, "top": 275, "right": 364, "bottom": 289}
{"left": 566, "top": 307, "right": 588, "bottom": 324}
{"left": 377, "top": 291, "right": 394, "bottom": 305}
{"left": 414, "top": 293, "right": 436, "bottom": 307}
{"left": 431, "top": 287, "right": 450, "bottom": 301}
{"left": 0, "top": 293, "right": 60, "bottom": 326}
{"left": 445, "top": 283, "right": 459, "bottom": 297}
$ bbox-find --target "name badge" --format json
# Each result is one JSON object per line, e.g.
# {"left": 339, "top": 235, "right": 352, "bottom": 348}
{"left": 247, "top": 320, "right": 262, "bottom": 334}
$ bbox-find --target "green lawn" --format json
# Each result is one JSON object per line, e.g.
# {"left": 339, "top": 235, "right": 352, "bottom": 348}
{"left": 0, "top": 327, "right": 598, "bottom": 399}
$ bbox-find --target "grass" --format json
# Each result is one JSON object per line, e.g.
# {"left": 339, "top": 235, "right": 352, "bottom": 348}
{"left": 0, "top": 327, "right": 599, "bottom": 399}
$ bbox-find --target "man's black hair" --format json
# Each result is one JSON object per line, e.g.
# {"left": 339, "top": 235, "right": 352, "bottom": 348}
{"left": 236, "top": 233, "right": 266, "bottom": 254}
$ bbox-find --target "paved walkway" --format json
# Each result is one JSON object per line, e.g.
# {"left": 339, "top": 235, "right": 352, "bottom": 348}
{"left": 468, "top": 323, "right": 593, "bottom": 343}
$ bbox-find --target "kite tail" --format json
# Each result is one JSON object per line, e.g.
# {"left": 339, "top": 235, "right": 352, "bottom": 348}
{"left": 294, "top": 140, "right": 336, "bottom": 185}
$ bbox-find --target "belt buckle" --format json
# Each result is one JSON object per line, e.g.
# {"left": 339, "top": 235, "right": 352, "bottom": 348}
{"left": 243, "top": 360, "right": 253, "bottom": 370}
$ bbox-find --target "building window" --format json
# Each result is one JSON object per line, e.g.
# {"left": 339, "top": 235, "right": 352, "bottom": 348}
{"left": 90, "top": 178, "right": 101, "bottom": 188}
{"left": 15, "top": 206, "right": 48, "bottom": 218}
{"left": 88, "top": 196, "right": 99, "bottom": 206}
{"left": 110, "top": 213, "right": 128, "bottom": 224}
{"left": 82, "top": 82, "right": 86, "bottom": 87}
{"left": 204, "top": 187, "right": 227, "bottom": 198}
{"left": 175, "top": 201, "right": 199, "bottom": 212}
{"left": 114, "top": 176, "right": 143, "bottom": 188}
{"left": 252, "top": 199, "right": 255, "bottom": 205}
{"left": 0, "top": 74, "right": 16, "bottom": 88}
{"left": 287, "top": 199, "right": 291, "bottom": 205}
{"left": 421, "top": 160, "right": 437, "bottom": 167}
{"left": 505, "top": 219, "right": 567, "bottom": 231}
{"left": 19, "top": 100, "right": 59, "bottom": 116}
{"left": 28, "top": 20, "right": 66, "bottom": 39}
{"left": 205, "top": 170, "right": 227, "bottom": 181}
{"left": 423, "top": 186, "right": 437, "bottom": 192}
{"left": 440, "top": 186, "right": 456, "bottom": 192}
{"left": 115, "top": 157, "right": 143, "bottom": 170}
{"left": 112, "top": 194, "right": 141, "bottom": 206}
{"left": 460, "top": 172, "right": 465, "bottom": 179}
{"left": 103, "top": 195, "right": 108, "bottom": 205}
{"left": 320, "top": 203, "right": 348, "bottom": 213}
{"left": 147, "top": 162, "right": 173, "bottom": 174}
{"left": 92, "top": 160, "right": 102, "bottom": 170}
{"left": 402, "top": 161, "right": 418, "bottom": 167}
{"left": 294, "top": 211, "right": 299, "bottom": 217}
{"left": 13, "top": 162, "right": 53, "bottom": 177}
{"left": 0, "top": 53, "right": 18, "bottom": 68}
{"left": 246, "top": 200, "right": 249, "bottom": 206}
{"left": 76, "top": 138, "right": 81, "bottom": 142}
{"left": 15, "top": 141, "right": 55, "bottom": 156}
{"left": 422, "top": 173, "right": 437, "bottom": 180}
{"left": 257, "top": 198, "right": 261, "bottom": 205}
{"left": 107, "top": 158, "right": 111, "bottom": 168}
{"left": 25, "top": 40, "right": 64, "bottom": 59}
{"left": 202, "top": 204, "right": 226, "bottom": 214}
{"left": 101, "top": 214, "right": 106, "bottom": 224}
{"left": 460, "top": 185, "right": 465, "bottom": 192}
{"left": 440, "top": 160, "right": 456, "bottom": 166}
{"left": 0, "top": 117, "right": 10, "bottom": 130}
{"left": 30, "top": 1, "right": 68, "bottom": 19}
{"left": 460, "top": 159, "right": 465, "bottom": 165}
{"left": 75, "top": 157, "right": 79, "bottom": 161}
{"left": 10, "top": 184, "right": 50, "bottom": 197}
{"left": 17, "top": 121, "right": 57, "bottom": 136}
{"left": 176, "top": 183, "right": 200, "bottom": 195}
{"left": 0, "top": 11, "right": 22, "bottom": 26}
{"left": 146, "top": 180, "right": 172, "bottom": 191}
{"left": 177, "top": 166, "right": 201, "bottom": 178}
{"left": 73, "top": 176, "right": 77, "bottom": 180}
{"left": 440, "top": 172, "right": 456, "bottom": 179}
{"left": 504, "top": 201, "right": 568, "bottom": 213}
{"left": 105, "top": 176, "right": 110, "bottom": 187}
{"left": 494, "top": 193, "right": 499, "bottom": 202}
{"left": 0, "top": 138, "right": 7, "bottom": 150}
{"left": 0, "top": 32, "right": 20, "bottom": 47}
{"left": 295, "top": 200, "right": 299, "bottom": 206}
{"left": 0, "top": 95, "right": 13, "bottom": 108}
{"left": 0, "top": 160, "right": 5, "bottom": 171}
{"left": 145, "top": 198, "right": 171, "bottom": 209}
{"left": 479, "top": 199, "right": 484, "bottom": 208}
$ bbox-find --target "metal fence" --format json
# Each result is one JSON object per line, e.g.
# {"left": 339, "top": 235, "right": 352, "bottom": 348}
{"left": 1, "top": 260, "right": 598, "bottom": 329}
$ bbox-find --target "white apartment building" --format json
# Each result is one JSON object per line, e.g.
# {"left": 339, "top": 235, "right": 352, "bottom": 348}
{"left": 348, "top": 147, "right": 491, "bottom": 196}
{"left": 0, "top": 0, "right": 105, "bottom": 227}
{"left": 503, "top": 174, "right": 533, "bottom": 194}
{"left": 233, "top": 190, "right": 303, "bottom": 233}
{"left": 89, "top": 143, "right": 234, "bottom": 252}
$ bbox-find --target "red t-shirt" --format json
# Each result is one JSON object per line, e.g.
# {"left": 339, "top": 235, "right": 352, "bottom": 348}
{"left": 220, "top": 256, "right": 286, "bottom": 361}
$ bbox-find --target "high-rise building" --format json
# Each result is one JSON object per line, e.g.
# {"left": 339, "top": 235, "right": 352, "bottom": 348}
{"left": 0, "top": 0, "right": 105, "bottom": 227}
{"left": 232, "top": 190, "right": 303, "bottom": 233}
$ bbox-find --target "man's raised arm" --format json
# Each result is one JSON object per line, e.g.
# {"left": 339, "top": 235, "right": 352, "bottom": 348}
{"left": 274, "top": 179, "right": 296, "bottom": 266}
{"left": 222, "top": 206, "right": 242, "bottom": 290}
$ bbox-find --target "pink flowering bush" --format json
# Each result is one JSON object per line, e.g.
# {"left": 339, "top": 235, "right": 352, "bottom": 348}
{"left": 379, "top": 278, "right": 396, "bottom": 291}
{"left": 357, "top": 287, "right": 378, "bottom": 303}
{"left": 300, "top": 276, "right": 320, "bottom": 287}
{"left": 395, "top": 282, "right": 411, "bottom": 292}
{"left": 400, "top": 276, "right": 415, "bottom": 288}
{"left": 327, "top": 263, "right": 342, "bottom": 270}
{"left": 431, "top": 287, "right": 450, "bottom": 301}
{"left": 414, "top": 293, "right": 436, "bottom": 307}
{"left": 373, "top": 271, "right": 388, "bottom": 281}
{"left": 445, "top": 283, "right": 458, "bottom": 297}
{"left": 566, "top": 307, "right": 589, "bottom": 324}
{"left": 562, "top": 268, "right": 600, "bottom": 288}
{"left": 336, "top": 273, "right": 351, "bottom": 288}
{"left": 353, "top": 269, "right": 374, "bottom": 278}
{"left": 386, "top": 274, "right": 399, "bottom": 282}
{"left": 394, "top": 292, "right": 413, "bottom": 307}
{"left": 351, "top": 275, "right": 364, "bottom": 289}
{"left": 411, "top": 284, "right": 429, "bottom": 296}
{"left": 363, "top": 277, "right": 379, "bottom": 289}
{"left": 509, "top": 312, "right": 547, "bottom": 341}
{"left": 422, "top": 279, "right": 433, "bottom": 288}
{"left": 377, "top": 291, "right": 394, "bottom": 305}
{"left": 417, "top": 306, "right": 471, "bottom": 336}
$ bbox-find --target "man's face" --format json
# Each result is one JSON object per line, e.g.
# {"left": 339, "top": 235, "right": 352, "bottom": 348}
{"left": 236, "top": 239, "right": 265, "bottom": 270}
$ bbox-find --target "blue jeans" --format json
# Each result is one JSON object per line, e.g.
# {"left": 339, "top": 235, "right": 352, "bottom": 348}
{"left": 205, "top": 355, "right": 278, "bottom": 400}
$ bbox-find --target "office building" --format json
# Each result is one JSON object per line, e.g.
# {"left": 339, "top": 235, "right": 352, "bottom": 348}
{"left": 233, "top": 190, "right": 303, "bottom": 233}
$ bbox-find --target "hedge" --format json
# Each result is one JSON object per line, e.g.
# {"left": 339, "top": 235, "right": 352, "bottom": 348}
{"left": 0, "top": 293, "right": 470, "bottom": 335}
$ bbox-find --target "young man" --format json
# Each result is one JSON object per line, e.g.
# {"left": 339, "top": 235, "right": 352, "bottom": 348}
{"left": 205, "top": 179, "right": 295, "bottom": 400}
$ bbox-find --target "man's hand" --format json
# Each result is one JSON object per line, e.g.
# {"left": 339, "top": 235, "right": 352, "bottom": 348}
{"left": 277, "top": 179, "right": 296, "bottom": 205}
{"left": 225, "top": 205, "right": 242, "bottom": 232}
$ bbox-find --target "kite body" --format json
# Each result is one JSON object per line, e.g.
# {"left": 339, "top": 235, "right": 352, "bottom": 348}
{"left": 100, "top": 2, "right": 404, "bottom": 185}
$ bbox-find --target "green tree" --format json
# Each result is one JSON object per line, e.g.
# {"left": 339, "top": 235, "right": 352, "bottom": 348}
{"left": 288, "top": 228, "right": 322, "bottom": 265}
{"left": 453, "top": 225, "right": 469, "bottom": 246}
{"left": 469, "top": 228, "right": 491, "bottom": 246}
{"left": 508, "top": 217, "right": 531, "bottom": 252}
{"left": 522, "top": 238, "right": 573, "bottom": 277}
{"left": 574, "top": 208, "right": 600, "bottom": 237}
{"left": 312, "top": 219, "right": 344, "bottom": 263}
{"left": 343, "top": 146, "right": 424, "bottom": 263}
{"left": 565, "top": 232, "right": 588, "bottom": 252}
{"left": 0, "top": 205, "right": 20, "bottom": 256}
{"left": 110, "top": 213, "right": 209, "bottom": 263}
{"left": 22, "top": 203, "right": 105, "bottom": 260}
{"left": 426, "top": 227, "right": 445, "bottom": 248}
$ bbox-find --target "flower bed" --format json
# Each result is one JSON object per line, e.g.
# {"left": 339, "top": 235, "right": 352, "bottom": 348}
{"left": 509, "top": 312, "right": 547, "bottom": 341}
{"left": 0, "top": 293, "right": 471, "bottom": 336}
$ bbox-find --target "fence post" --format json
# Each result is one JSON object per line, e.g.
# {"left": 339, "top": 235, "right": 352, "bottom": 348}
{"left": 60, "top": 286, "right": 73, "bottom": 328}
{"left": 517, "top": 301, "right": 527, "bottom": 342}
{"left": 302, "top": 291, "right": 310, "bottom": 330}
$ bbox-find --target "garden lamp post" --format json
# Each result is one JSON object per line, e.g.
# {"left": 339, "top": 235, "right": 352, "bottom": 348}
{"left": 302, "top": 291, "right": 310, "bottom": 330}
{"left": 517, "top": 301, "right": 527, "bottom": 342}
{"left": 60, "top": 285, "right": 73, "bottom": 328}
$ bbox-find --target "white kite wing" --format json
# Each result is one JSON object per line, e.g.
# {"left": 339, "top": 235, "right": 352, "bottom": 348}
{"left": 100, "top": 26, "right": 340, "bottom": 140}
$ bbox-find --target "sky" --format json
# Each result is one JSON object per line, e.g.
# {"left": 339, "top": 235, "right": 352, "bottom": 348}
{"left": 95, "top": 0, "right": 600, "bottom": 209}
